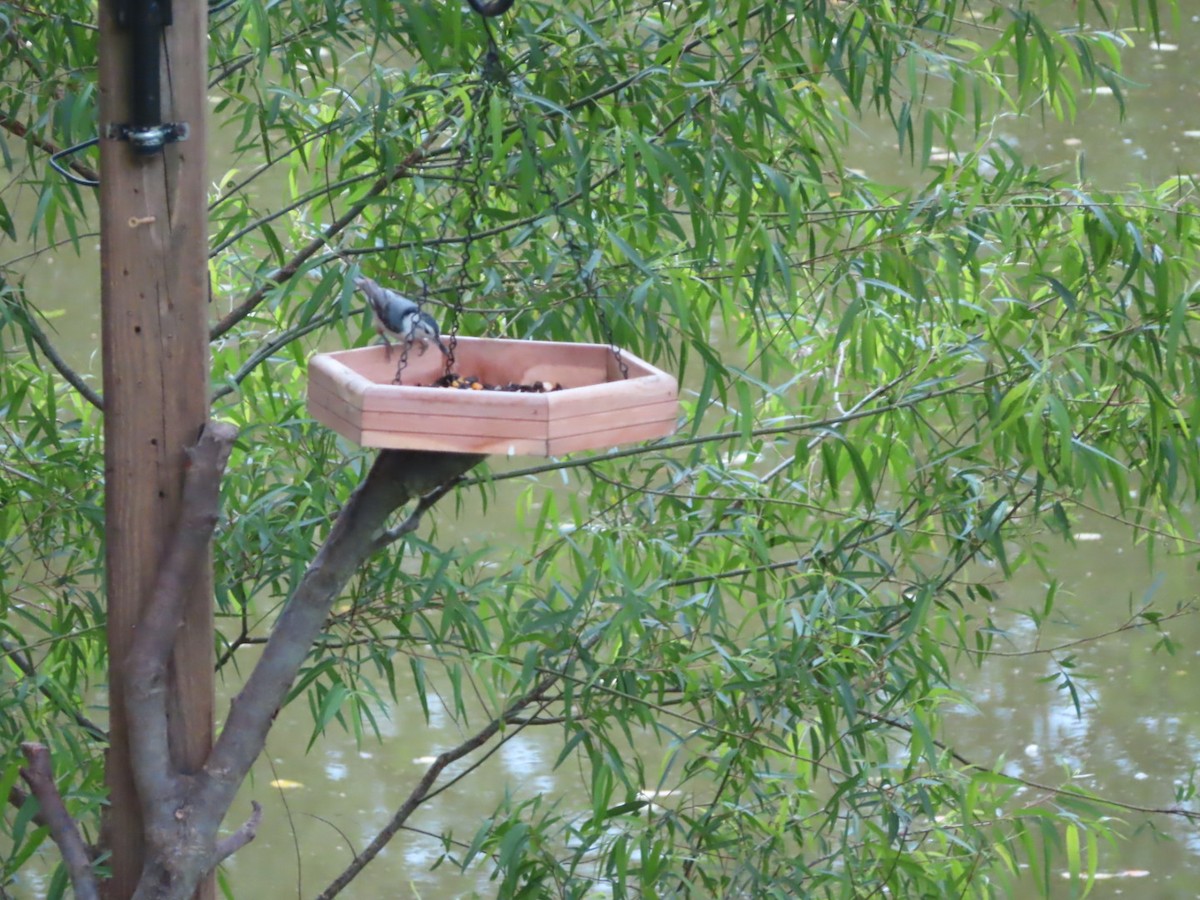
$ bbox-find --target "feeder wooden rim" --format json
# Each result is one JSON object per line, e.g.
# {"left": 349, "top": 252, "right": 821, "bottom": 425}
{"left": 307, "top": 336, "right": 680, "bottom": 457}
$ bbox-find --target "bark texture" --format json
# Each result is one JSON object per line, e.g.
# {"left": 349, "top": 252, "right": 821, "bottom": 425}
{"left": 19, "top": 742, "right": 99, "bottom": 900}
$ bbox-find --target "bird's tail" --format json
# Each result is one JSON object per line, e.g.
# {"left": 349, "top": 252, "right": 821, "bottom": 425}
{"left": 354, "top": 277, "right": 388, "bottom": 319}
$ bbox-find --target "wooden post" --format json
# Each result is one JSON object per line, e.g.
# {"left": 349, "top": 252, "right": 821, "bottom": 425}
{"left": 97, "top": 0, "right": 213, "bottom": 897}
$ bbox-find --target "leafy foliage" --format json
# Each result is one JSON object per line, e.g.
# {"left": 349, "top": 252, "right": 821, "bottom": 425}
{"left": 1, "top": 0, "right": 1196, "bottom": 897}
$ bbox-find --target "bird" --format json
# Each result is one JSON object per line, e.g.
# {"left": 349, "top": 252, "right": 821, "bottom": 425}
{"left": 353, "top": 276, "right": 450, "bottom": 360}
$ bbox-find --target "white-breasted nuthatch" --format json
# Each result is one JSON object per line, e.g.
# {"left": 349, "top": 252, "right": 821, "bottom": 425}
{"left": 353, "top": 276, "right": 450, "bottom": 359}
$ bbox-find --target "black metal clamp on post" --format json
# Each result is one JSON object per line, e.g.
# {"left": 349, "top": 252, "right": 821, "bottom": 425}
{"left": 105, "top": 0, "right": 189, "bottom": 155}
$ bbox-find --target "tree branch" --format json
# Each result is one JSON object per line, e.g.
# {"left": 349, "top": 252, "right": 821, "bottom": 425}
{"left": 370, "top": 476, "right": 466, "bottom": 552}
{"left": 115, "top": 434, "right": 479, "bottom": 900}
{"left": 458, "top": 373, "right": 999, "bottom": 489}
{"left": 936, "top": 603, "right": 1197, "bottom": 659}
{"left": 1, "top": 293, "right": 104, "bottom": 410}
{"left": 7, "top": 783, "right": 49, "bottom": 831}
{"left": 316, "top": 667, "right": 561, "bottom": 899}
{"left": 124, "top": 423, "right": 238, "bottom": 811}
{"left": 208, "top": 121, "right": 454, "bottom": 341}
{"left": 866, "top": 711, "right": 1200, "bottom": 823}
{"left": 209, "top": 171, "right": 378, "bottom": 257}
{"left": 202, "top": 450, "right": 484, "bottom": 814}
{"left": 0, "top": 636, "right": 107, "bottom": 742}
{"left": 18, "top": 743, "right": 98, "bottom": 900}
{"left": 210, "top": 312, "right": 341, "bottom": 404}
{"left": 0, "top": 114, "right": 100, "bottom": 186}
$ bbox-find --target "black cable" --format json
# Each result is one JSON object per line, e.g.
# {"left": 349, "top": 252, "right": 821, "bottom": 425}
{"left": 48, "top": 137, "right": 100, "bottom": 188}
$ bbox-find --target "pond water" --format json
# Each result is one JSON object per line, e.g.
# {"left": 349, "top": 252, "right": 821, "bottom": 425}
{"left": 838, "top": 9, "right": 1200, "bottom": 898}
{"left": 209, "top": 517, "right": 1200, "bottom": 899}
{"left": 5, "top": 7, "right": 1200, "bottom": 899}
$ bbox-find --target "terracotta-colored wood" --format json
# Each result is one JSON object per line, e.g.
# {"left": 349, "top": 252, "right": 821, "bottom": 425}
{"left": 98, "top": 1, "right": 214, "bottom": 898}
{"left": 358, "top": 430, "right": 554, "bottom": 456}
{"left": 307, "top": 338, "right": 679, "bottom": 456}
{"left": 545, "top": 400, "right": 679, "bottom": 439}
{"left": 548, "top": 419, "right": 680, "bottom": 456}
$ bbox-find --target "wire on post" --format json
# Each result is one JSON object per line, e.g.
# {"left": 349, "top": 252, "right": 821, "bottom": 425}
{"left": 49, "top": 138, "right": 101, "bottom": 188}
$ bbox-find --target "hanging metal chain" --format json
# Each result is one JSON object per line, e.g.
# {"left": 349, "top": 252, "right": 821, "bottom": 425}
{"left": 441, "top": 72, "right": 495, "bottom": 376}
{"left": 567, "top": 235, "right": 630, "bottom": 380}
{"left": 506, "top": 90, "right": 630, "bottom": 379}
{"left": 396, "top": 0, "right": 631, "bottom": 384}
{"left": 393, "top": 337, "right": 413, "bottom": 384}
{"left": 422, "top": 135, "right": 475, "bottom": 377}
{"left": 471, "top": 10, "right": 631, "bottom": 379}
{"left": 390, "top": 76, "right": 493, "bottom": 381}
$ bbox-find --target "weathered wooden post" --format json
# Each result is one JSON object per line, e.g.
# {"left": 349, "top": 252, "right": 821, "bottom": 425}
{"left": 96, "top": 0, "right": 213, "bottom": 896}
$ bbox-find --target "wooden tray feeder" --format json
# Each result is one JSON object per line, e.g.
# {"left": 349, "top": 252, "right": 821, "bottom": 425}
{"left": 307, "top": 337, "right": 679, "bottom": 456}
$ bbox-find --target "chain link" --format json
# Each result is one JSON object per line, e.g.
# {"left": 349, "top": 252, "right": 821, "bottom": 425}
{"left": 388, "top": 7, "right": 633, "bottom": 388}
{"left": 397, "top": 11, "right": 630, "bottom": 383}
{"left": 485, "top": 30, "right": 630, "bottom": 378}
{"left": 442, "top": 72, "right": 495, "bottom": 376}
{"left": 393, "top": 340, "right": 412, "bottom": 384}
{"left": 511, "top": 98, "right": 629, "bottom": 379}
{"left": 391, "top": 76, "right": 492, "bottom": 380}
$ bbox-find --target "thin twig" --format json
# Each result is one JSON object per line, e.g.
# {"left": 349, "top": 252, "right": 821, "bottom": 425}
{"left": 19, "top": 743, "right": 98, "bottom": 900}
{"left": 208, "top": 117, "right": 455, "bottom": 342}
{"left": 459, "top": 373, "right": 999, "bottom": 489}
{"left": 4, "top": 4, "right": 97, "bottom": 31}
{"left": 5, "top": 299, "right": 103, "bottom": 410}
{"left": 866, "top": 712, "right": 1200, "bottom": 822}
{"left": 302, "top": 812, "right": 359, "bottom": 861}
{"left": 315, "top": 668, "right": 562, "bottom": 899}
{"left": 0, "top": 232, "right": 101, "bottom": 269}
{"left": 0, "top": 637, "right": 107, "bottom": 742}
{"left": 370, "top": 477, "right": 466, "bottom": 552}
{"left": 940, "top": 603, "right": 1197, "bottom": 659}
{"left": 5, "top": 783, "right": 49, "bottom": 832}
{"left": 210, "top": 312, "right": 341, "bottom": 403}
{"left": 210, "top": 172, "right": 378, "bottom": 255}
